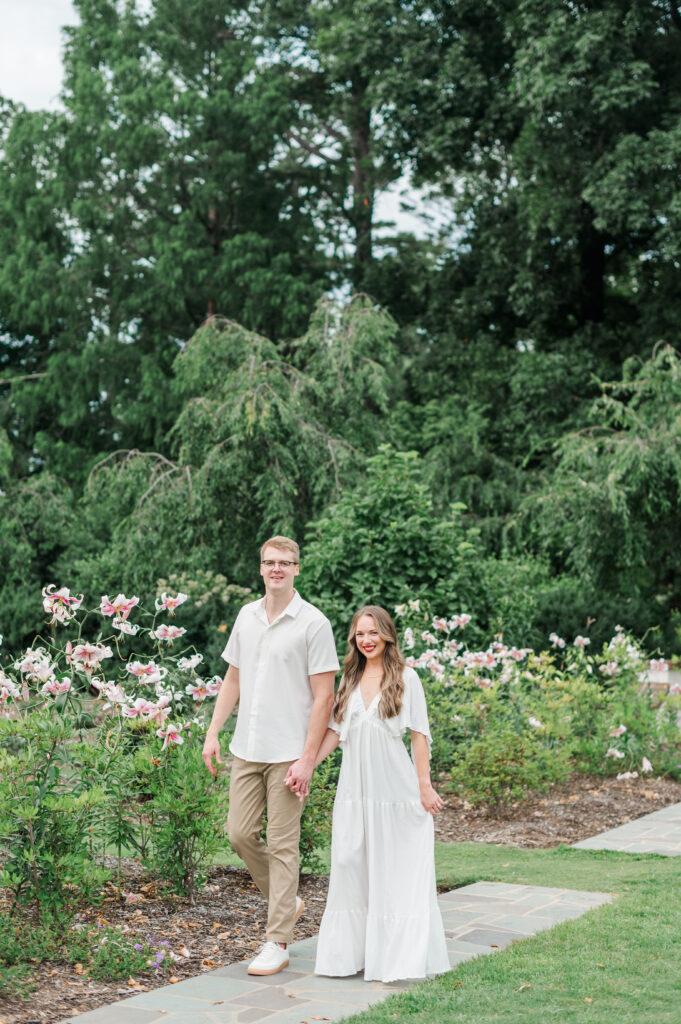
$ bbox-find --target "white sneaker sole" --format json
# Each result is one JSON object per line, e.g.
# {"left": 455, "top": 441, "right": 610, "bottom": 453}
{"left": 247, "top": 956, "right": 289, "bottom": 976}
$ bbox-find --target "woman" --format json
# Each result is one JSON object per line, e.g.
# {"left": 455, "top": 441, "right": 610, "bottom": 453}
{"left": 313, "top": 605, "right": 450, "bottom": 983}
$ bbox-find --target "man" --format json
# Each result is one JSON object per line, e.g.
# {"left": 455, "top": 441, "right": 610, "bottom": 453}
{"left": 202, "top": 536, "right": 338, "bottom": 976}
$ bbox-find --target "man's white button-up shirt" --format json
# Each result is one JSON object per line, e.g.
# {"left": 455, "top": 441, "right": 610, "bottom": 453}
{"left": 221, "top": 591, "right": 339, "bottom": 763}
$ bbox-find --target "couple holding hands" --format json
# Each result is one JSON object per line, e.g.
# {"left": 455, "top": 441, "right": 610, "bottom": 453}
{"left": 202, "top": 536, "right": 449, "bottom": 983}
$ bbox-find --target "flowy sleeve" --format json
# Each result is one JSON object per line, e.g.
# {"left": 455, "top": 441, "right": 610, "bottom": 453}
{"left": 327, "top": 679, "right": 356, "bottom": 742}
{"left": 385, "top": 668, "right": 433, "bottom": 754}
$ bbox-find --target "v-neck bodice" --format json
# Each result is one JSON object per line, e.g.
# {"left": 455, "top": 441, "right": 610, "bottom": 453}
{"left": 354, "top": 686, "right": 380, "bottom": 714}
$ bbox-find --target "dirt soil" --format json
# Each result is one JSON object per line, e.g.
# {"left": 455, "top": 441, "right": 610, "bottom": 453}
{"left": 2, "top": 772, "right": 680, "bottom": 1024}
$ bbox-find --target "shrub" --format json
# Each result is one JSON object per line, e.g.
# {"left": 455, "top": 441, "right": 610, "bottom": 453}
{"left": 141, "top": 727, "right": 229, "bottom": 902}
{"left": 299, "top": 755, "right": 339, "bottom": 874}
{"left": 450, "top": 726, "right": 572, "bottom": 807}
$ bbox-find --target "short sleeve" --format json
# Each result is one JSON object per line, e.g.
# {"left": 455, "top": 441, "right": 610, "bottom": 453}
{"left": 307, "top": 618, "right": 340, "bottom": 675}
{"left": 391, "top": 668, "right": 433, "bottom": 754}
{"left": 221, "top": 609, "right": 243, "bottom": 667}
{"left": 326, "top": 678, "right": 355, "bottom": 741}
{"left": 328, "top": 706, "right": 342, "bottom": 735}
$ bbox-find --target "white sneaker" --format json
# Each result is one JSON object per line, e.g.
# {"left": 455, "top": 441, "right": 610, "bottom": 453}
{"left": 295, "top": 895, "right": 305, "bottom": 923}
{"left": 247, "top": 941, "right": 290, "bottom": 976}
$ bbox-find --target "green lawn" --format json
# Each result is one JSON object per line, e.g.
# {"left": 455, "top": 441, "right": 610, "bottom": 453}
{"left": 336, "top": 842, "right": 681, "bottom": 1024}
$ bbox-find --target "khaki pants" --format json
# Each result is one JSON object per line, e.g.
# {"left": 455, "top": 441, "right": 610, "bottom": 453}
{"left": 227, "top": 756, "right": 306, "bottom": 944}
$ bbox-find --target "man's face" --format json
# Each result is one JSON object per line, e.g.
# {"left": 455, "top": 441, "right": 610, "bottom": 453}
{"left": 260, "top": 546, "right": 300, "bottom": 594}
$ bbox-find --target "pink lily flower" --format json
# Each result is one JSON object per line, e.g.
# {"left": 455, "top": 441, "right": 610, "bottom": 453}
{"left": 68, "top": 642, "right": 113, "bottom": 674}
{"left": 155, "top": 592, "right": 188, "bottom": 614}
{"left": 146, "top": 697, "right": 171, "bottom": 725}
{"left": 178, "top": 653, "right": 203, "bottom": 671}
{"left": 205, "top": 676, "right": 222, "bottom": 696}
{"left": 185, "top": 681, "right": 209, "bottom": 702}
{"left": 42, "top": 585, "right": 84, "bottom": 624}
{"left": 100, "top": 594, "right": 140, "bottom": 621}
{"left": 41, "top": 678, "right": 71, "bottom": 696}
{"left": 641, "top": 757, "right": 653, "bottom": 773}
{"left": 157, "top": 724, "right": 184, "bottom": 749}
{"left": 126, "top": 661, "right": 167, "bottom": 685}
{"left": 122, "top": 697, "right": 157, "bottom": 719}
{"left": 450, "top": 614, "right": 471, "bottom": 629}
{"left": 151, "top": 624, "right": 187, "bottom": 643}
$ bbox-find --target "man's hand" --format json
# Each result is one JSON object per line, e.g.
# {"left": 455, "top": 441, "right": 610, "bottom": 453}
{"left": 284, "top": 756, "right": 315, "bottom": 802}
{"left": 202, "top": 734, "right": 223, "bottom": 776}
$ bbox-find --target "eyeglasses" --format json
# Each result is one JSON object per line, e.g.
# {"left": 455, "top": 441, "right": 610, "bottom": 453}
{"left": 261, "top": 560, "right": 298, "bottom": 569}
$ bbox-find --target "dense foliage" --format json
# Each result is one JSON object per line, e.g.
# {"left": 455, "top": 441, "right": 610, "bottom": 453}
{"left": 2, "top": 0, "right": 681, "bottom": 657}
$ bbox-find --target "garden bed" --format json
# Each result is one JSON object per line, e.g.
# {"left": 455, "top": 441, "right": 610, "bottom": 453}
{"left": 2, "top": 771, "right": 680, "bottom": 1024}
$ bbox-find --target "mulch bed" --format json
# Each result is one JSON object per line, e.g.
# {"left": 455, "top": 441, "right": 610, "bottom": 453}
{"left": 2, "top": 772, "right": 680, "bottom": 1024}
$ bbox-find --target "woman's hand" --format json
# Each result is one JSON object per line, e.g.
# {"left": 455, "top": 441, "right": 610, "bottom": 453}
{"left": 419, "top": 782, "right": 444, "bottom": 815}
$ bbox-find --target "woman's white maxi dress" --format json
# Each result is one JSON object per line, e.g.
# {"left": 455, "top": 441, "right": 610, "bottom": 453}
{"left": 314, "top": 667, "right": 450, "bottom": 983}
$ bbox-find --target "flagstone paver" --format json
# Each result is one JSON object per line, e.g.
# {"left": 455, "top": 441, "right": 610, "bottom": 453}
{"left": 57, "top": 881, "right": 612, "bottom": 1024}
{"left": 572, "top": 800, "right": 681, "bottom": 855}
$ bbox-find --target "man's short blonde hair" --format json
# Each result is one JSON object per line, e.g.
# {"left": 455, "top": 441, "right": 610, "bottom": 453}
{"left": 259, "top": 535, "right": 300, "bottom": 562}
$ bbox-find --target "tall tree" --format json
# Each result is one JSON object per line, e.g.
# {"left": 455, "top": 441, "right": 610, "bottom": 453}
{"left": 262, "top": 0, "right": 422, "bottom": 288}
{"left": 0, "top": 0, "right": 331, "bottom": 482}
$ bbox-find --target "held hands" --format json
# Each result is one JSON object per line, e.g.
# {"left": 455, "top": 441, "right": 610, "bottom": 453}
{"left": 284, "top": 757, "right": 314, "bottom": 802}
{"left": 202, "top": 734, "right": 223, "bottom": 776}
{"left": 419, "top": 781, "right": 444, "bottom": 816}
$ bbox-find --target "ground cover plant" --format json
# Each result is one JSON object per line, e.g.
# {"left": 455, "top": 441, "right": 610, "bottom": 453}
{"left": 338, "top": 842, "right": 681, "bottom": 1024}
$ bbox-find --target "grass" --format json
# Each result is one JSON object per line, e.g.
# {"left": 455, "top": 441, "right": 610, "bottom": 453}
{"left": 337, "top": 841, "right": 681, "bottom": 1024}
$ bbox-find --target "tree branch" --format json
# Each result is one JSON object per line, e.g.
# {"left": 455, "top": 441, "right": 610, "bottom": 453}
{"left": 0, "top": 372, "right": 48, "bottom": 387}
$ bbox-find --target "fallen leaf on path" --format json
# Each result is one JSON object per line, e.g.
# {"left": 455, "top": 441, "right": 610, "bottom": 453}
{"left": 74, "top": 964, "right": 84, "bottom": 976}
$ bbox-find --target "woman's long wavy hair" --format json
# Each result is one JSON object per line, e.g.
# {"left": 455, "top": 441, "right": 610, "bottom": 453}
{"left": 333, "top": 605, "right": 406, "bottom": 723}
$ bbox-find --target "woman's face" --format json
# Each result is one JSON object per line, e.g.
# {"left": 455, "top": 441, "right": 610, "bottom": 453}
{"left": 354, "top": 614, "right": 387, "bottom": 665}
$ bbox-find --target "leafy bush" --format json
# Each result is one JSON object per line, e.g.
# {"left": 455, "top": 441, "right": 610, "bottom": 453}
{"left": 302, "top": 445, "right": 485, "bottom": 640}
{"left": 141, "top": 727, "right": 229, "bottom": 902}
{"left": 299, "top": 755, "right": 340, "bottom": 874}
{"left": 450, "top": 726, "right": 572, "bottom": 807}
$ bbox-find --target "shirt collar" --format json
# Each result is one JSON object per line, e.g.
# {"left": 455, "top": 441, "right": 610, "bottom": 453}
{"left": 255, "top": 589, "right": 303, "bottom": 623}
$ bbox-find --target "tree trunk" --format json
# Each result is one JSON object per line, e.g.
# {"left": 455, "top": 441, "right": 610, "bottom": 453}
{"left": 577, "top": 202, "right": 605, "bottom": 325}
{"left": 348, "top": 77, "right": 373, "bottom": 287}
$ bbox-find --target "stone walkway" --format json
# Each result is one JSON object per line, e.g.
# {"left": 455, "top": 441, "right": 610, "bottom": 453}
{"left": 572, "top": 800, "right": 681, "bottom": 855}
{"left": 58, "top": 882, "right": 612, "bottom": 1024}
